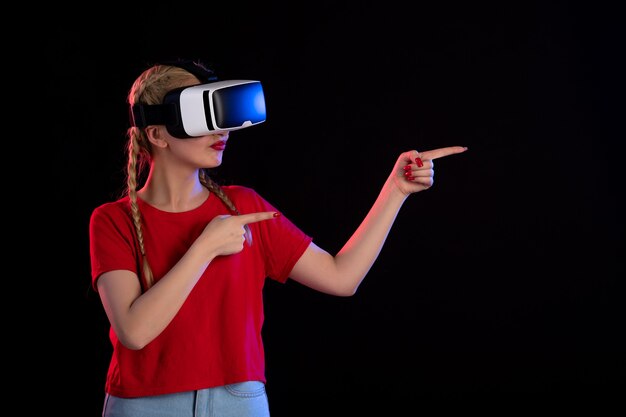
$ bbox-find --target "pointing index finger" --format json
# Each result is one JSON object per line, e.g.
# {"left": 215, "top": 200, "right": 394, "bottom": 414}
{"left": 237, "top": 211, "right": 280, "bottom": 225}
{"left": 420, "top": 146, "right": 468, "bottom": 160}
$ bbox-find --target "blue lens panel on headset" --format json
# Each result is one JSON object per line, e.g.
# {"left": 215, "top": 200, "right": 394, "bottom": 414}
{"left": 208, "top": 82, "right": 266, "bottom": 130}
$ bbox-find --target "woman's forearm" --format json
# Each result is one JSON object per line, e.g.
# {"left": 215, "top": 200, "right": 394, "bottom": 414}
{"left": 333, "top": 178, "right": 408, "bottom": 292}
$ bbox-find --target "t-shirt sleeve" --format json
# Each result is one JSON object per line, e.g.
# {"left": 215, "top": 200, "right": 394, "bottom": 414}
{"left": 233, "top": 187, "right": 313, "bottom": 283}
{"left": 89, "top": 202, "right": 141, "bottom": 291}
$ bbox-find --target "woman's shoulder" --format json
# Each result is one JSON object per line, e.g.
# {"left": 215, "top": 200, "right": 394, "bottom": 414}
{"left": 91, "top": 196, "right": 131, "bottom": 219}
{"left": 220, "top": 185, "right": 274, "bottom": 210}
{"left": 221, "top": 184, "right": 259, "bottom": 199}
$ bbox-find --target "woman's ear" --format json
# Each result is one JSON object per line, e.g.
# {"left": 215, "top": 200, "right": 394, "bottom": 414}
{"left": 145, "top": 126, "right": 169, "bottom": 149}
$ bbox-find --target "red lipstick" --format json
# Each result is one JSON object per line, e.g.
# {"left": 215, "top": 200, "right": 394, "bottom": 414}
{"left": 211, "top": 140, "right": 226, "bottom": 150}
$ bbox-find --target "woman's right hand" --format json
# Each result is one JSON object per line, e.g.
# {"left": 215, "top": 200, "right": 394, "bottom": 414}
{"left": 195, "top": 212, "right": 278, "bottom": 257}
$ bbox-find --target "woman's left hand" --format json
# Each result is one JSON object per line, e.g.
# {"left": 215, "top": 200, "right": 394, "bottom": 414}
{"left": 390, "top": 146, "right": 467, "bottom": 195}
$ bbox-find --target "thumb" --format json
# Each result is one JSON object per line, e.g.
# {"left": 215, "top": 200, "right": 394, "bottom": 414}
{"left": 399, "top": 150, "right": 420, "bottom": 165}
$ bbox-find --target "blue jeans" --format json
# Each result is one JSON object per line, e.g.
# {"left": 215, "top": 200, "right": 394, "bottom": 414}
{"left": 102, "top": 381, "right": 270, "bottom": 417}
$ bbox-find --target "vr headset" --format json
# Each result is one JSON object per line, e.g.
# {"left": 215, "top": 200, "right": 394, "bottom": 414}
{"left": 131, "top": 65, "right": 266, "bottom": 138}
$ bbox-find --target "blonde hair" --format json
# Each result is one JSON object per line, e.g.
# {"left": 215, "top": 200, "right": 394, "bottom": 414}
{"left": 125, "top": 64, "right": 250, "bottom": 289}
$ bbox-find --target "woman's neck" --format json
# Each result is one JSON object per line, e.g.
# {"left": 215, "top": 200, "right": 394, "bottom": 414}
{"left": 138, "top": 169, "right": 210, "bottom": 213}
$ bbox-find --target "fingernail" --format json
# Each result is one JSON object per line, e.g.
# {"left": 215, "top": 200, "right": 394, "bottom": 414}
{"left": 403, "top": 165, "right": 412, "bottom": 171}
{"left": 415, "top": 157, "right": 424, "bottom": 167}
{"left": 273, "top": 212, "right": 281, "bottom": 218}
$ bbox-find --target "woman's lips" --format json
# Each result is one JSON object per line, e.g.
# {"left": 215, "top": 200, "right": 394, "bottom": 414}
{"left": 211, "top": 141, "right": 226, "bottom": 150}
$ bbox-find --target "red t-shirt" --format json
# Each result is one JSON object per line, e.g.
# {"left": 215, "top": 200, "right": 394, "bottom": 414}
{"left": 89, "top": 185, "right": 312, "bottom": 398}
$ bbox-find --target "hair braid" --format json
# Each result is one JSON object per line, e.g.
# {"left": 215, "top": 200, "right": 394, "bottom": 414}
{"left": 123, "top": 65, "right": 172, "bottom": 290}
{"left": 126, "top": 129, "right": 155, "bottom": 289}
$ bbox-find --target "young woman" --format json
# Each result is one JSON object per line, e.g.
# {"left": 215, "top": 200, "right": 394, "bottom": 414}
{"left": 89, "top": 60, "right": 467, "bottom": 417}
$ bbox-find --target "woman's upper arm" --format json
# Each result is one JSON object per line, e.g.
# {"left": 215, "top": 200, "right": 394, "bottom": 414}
{"left": 289, "top": 242, "right": 353, "bottom": 296}
{"left": 96, "top": 270, "right": 142, "bottom": 337}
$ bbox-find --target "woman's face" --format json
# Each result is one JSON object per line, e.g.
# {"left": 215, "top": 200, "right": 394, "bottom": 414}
{"left": 169, "top": 131, "right": 229, "bottom": 168}
{"left": 157, "top": 127, "right": 230, "bottom": 170}
{"left": 152, "top": 75, "right": 232, "bottom": 170}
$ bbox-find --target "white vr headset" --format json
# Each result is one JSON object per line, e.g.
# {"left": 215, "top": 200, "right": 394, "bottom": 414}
{"left": 131, "top": 79, "right": 266, "bottom": 138}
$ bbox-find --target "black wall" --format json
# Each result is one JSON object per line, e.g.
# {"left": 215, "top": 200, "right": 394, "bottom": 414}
{"left": 48, "top": 1, "right": 624, "bottom": 415}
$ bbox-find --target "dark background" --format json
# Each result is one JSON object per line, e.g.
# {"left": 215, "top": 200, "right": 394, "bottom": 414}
{"left": 48, "top": 1, "right": 623, "bottom": 415}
